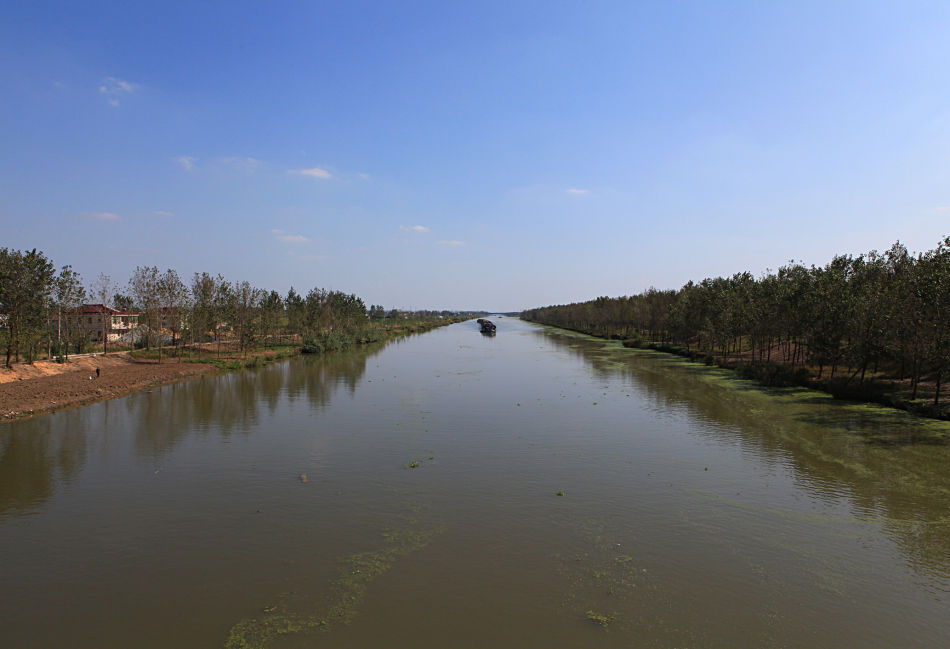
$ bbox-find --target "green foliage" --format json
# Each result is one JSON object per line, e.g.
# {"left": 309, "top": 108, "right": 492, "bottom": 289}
{"left": 621, "top": 332, "right": 644, "bottom": 348}
{"left": 734, "top": 362, "right": 811, "bottom": 387}
{"left": 0, "top": 247, "right": 56, "bottom": 365}
{"left": 523, "top": 237, "right": 950, "bottom": 413}
{"left": 300, "top": 336, "right": 322, "bottom": 354}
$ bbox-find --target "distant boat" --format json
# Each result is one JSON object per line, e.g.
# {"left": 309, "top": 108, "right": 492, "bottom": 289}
{"left": 479, "top": 319, "right": 496, "bottom": 334}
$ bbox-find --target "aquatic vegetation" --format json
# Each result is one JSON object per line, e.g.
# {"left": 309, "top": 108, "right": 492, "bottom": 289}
{"left": 224, "top": 522, "right": 442, "bottom": 649}
{"left": 586, "top": 609, "right": 615, "bottom": 627}
{"left": 556, "top": 522, "right": 666, "bottom": 639}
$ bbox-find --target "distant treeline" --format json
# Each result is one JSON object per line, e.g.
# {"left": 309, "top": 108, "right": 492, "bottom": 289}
{"left": 522, "top": 238, "right": 950, "bottom": 407}
{"left": 0, "top": 247, "right": 465, "bottom": 366}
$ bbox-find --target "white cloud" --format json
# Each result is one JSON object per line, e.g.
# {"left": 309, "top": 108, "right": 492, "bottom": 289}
{"left": 295, "top": 167, "right": 332, "bottom": 179}
{"left": 358, "top": 173, "right": 371, "bottom": 180}
{"left": 437, "top": 240, "right": 465, "bottom": 246}
{"left": 271, "top": 229, "right": 310, "bottom": 243}
{"left": 400, "top": 225, "right": 430, "bottom": 233}
{"left": 277, "top": 234, "right": 310, "bottom": 243}
{"left": 175, "top": 156, "right": 196, "bottom": 171}
{"left": 566, "top": 188, "right": 590, "bottom": 195}
{"left": 153, "top": 210, "right": 175, "bottom": 217}
{"left": 99, "top": 77, "right": 136, "bottom": 106}
{"left": 936, "top": 206, "right": 950, "bottom": 212}
{"left": 92, "top": 212, "right": 120, "bottom": 221}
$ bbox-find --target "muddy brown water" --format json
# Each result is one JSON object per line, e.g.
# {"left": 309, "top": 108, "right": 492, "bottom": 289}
{"left": 1, "top": 319, "right": 949, "bottom": 648}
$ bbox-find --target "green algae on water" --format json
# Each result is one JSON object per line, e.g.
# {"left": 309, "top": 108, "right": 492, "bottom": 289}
{"left": 586, "top": 609, "right": 615, "bottom": 627}
{"left": 223, "top": 523, "right": 442, "bottom": 649}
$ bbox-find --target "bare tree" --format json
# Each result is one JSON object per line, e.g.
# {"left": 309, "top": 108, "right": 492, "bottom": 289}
{"left": 233, "top": 281, "right": 263, "bottom": 357}
{"left": 160, "top": 269, "right": 189, "bottom": 361}
{"left": 128, "top": 266, "right": 161, "bottom": 355}
{"left": 92, "top": 273, "right": 114, "bottom": 354}
{"left": 191, "top": 272, "right": 216, "bottom": 360}
{"left": 55, "top": 265, "right": 85, "bottom": 362}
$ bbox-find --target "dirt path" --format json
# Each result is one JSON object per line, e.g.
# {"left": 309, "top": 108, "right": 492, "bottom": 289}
{"left": 0, "top": 354, "right": 216, "bottom": 421}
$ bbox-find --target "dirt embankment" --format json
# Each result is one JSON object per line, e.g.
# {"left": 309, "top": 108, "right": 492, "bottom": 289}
{"left": 0, "top": 354, "right": 216, "bottom": 421}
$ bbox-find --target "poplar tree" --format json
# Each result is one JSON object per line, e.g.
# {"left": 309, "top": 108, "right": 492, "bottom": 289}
{"left": 0, "top": 248, "right": 55, "bottom": 366}
{"left": 55, "top": 265, "right": 85, "bottom": 361}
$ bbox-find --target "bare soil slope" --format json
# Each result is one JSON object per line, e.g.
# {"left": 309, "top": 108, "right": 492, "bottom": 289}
{"left": 0, "top": 354, "right": 214, "bottom": 421}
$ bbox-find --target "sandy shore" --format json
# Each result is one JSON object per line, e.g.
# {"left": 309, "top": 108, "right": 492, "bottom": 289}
{"left": 0, "top": 354, "right": 216, "bottom": 421}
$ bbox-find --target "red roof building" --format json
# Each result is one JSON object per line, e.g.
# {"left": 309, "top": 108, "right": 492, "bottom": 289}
{"left": 51, "top": 304, "right": 139, "bottom": 342}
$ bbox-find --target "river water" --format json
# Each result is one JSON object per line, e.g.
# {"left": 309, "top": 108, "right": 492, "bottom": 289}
{"left": 1, "top": 318, "right": 949, "bottom": 648}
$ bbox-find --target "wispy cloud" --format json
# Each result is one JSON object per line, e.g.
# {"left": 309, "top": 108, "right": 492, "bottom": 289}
{"left": 219, "top": 157, "right": 261, "bottom": 172}
{"left": 936, "top": 206, "right": 950, "bottom": 212}
{"left": 270, "top": 228, "right": 310, "bottom": 243}
{"left": 437, "top": 240, "right": 465, "bottom": 246}
{"left": 294, "top": 167, "right": 332, "bottom": 179}
{"left": 358, "top": 172, "right": 371, "bottom": 180}
{"left": 99, "top": 77, "right": 136, "bottom": 106}
{"left": 92, "top": 212, "right": 120, "bottom": 221}
{"left": 566, "top": 188, "right": 590, "bottom": 195}
{"left": 400, "top": 225, "right": 430, "bottom": 233}
{"left": 174, "top": 156, "right": 196, "bottom": 171}
{"left": 153, "top": 210, "right": 175, "bottom": 218}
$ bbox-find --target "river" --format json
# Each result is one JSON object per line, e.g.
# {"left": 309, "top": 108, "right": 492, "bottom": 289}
{"left": 1, "top": 318, "right": 949, "bottom": 648}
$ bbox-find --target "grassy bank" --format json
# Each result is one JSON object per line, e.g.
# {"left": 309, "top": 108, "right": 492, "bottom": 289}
{"left": 130, "top": 317, "right": 462, "bottom": 369}
{"left": 523, "top": 317, "right": 950, "bottom": 421}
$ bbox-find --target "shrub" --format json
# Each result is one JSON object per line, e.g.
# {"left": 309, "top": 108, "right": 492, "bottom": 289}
{"left": 819, "top": 377, "right": 893, "bottom": 403}
{"left": 301, "top": 336, "right": 323, "bottom": 354}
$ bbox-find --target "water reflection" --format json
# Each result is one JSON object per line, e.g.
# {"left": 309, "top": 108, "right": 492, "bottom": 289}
{"left": 534, "top": 326, "right": 950, "bottom": 580}
{"left": 0, "top": 342, "right": 382, "bottom": 517}
{"left": 2, "top": 320, "right": 948, "bottom": 647}
{"left": 0, "top": 413, "right": 87, "bottom": 518}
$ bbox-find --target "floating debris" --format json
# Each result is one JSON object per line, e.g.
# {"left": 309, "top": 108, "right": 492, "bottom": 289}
{"left": 585, "top": 610, "right": 615, "bottom": 628}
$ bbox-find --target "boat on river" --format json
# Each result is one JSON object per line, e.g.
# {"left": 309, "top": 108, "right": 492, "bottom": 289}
{"left": 479, "top": 319, "right": 496, "bottom": 334}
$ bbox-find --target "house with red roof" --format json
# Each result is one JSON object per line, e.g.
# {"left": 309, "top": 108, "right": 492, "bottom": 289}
{"left": 52, "top": 304, "right": 139, "bottom": 343}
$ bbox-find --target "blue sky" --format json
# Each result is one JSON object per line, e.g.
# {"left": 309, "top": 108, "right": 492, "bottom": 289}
{"left": 2, "top": 1, "right": 949, "bottom": 311}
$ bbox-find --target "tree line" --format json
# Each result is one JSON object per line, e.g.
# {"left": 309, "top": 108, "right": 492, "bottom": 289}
{"left": 0, "top": 247, "right": 452, "bottom": 367}
{"left": 522, "top": 238, "right": 950, "bottom": 406}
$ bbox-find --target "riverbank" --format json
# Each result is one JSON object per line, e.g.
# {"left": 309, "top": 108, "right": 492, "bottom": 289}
{"left": 523, "top": 318, "right": 950, "bottom": 421}
{"left": 0, "top": 317, "right": 462, "bottom": 422}
{"left": 0, "top": 353, "right": 216, "bottom": 421}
